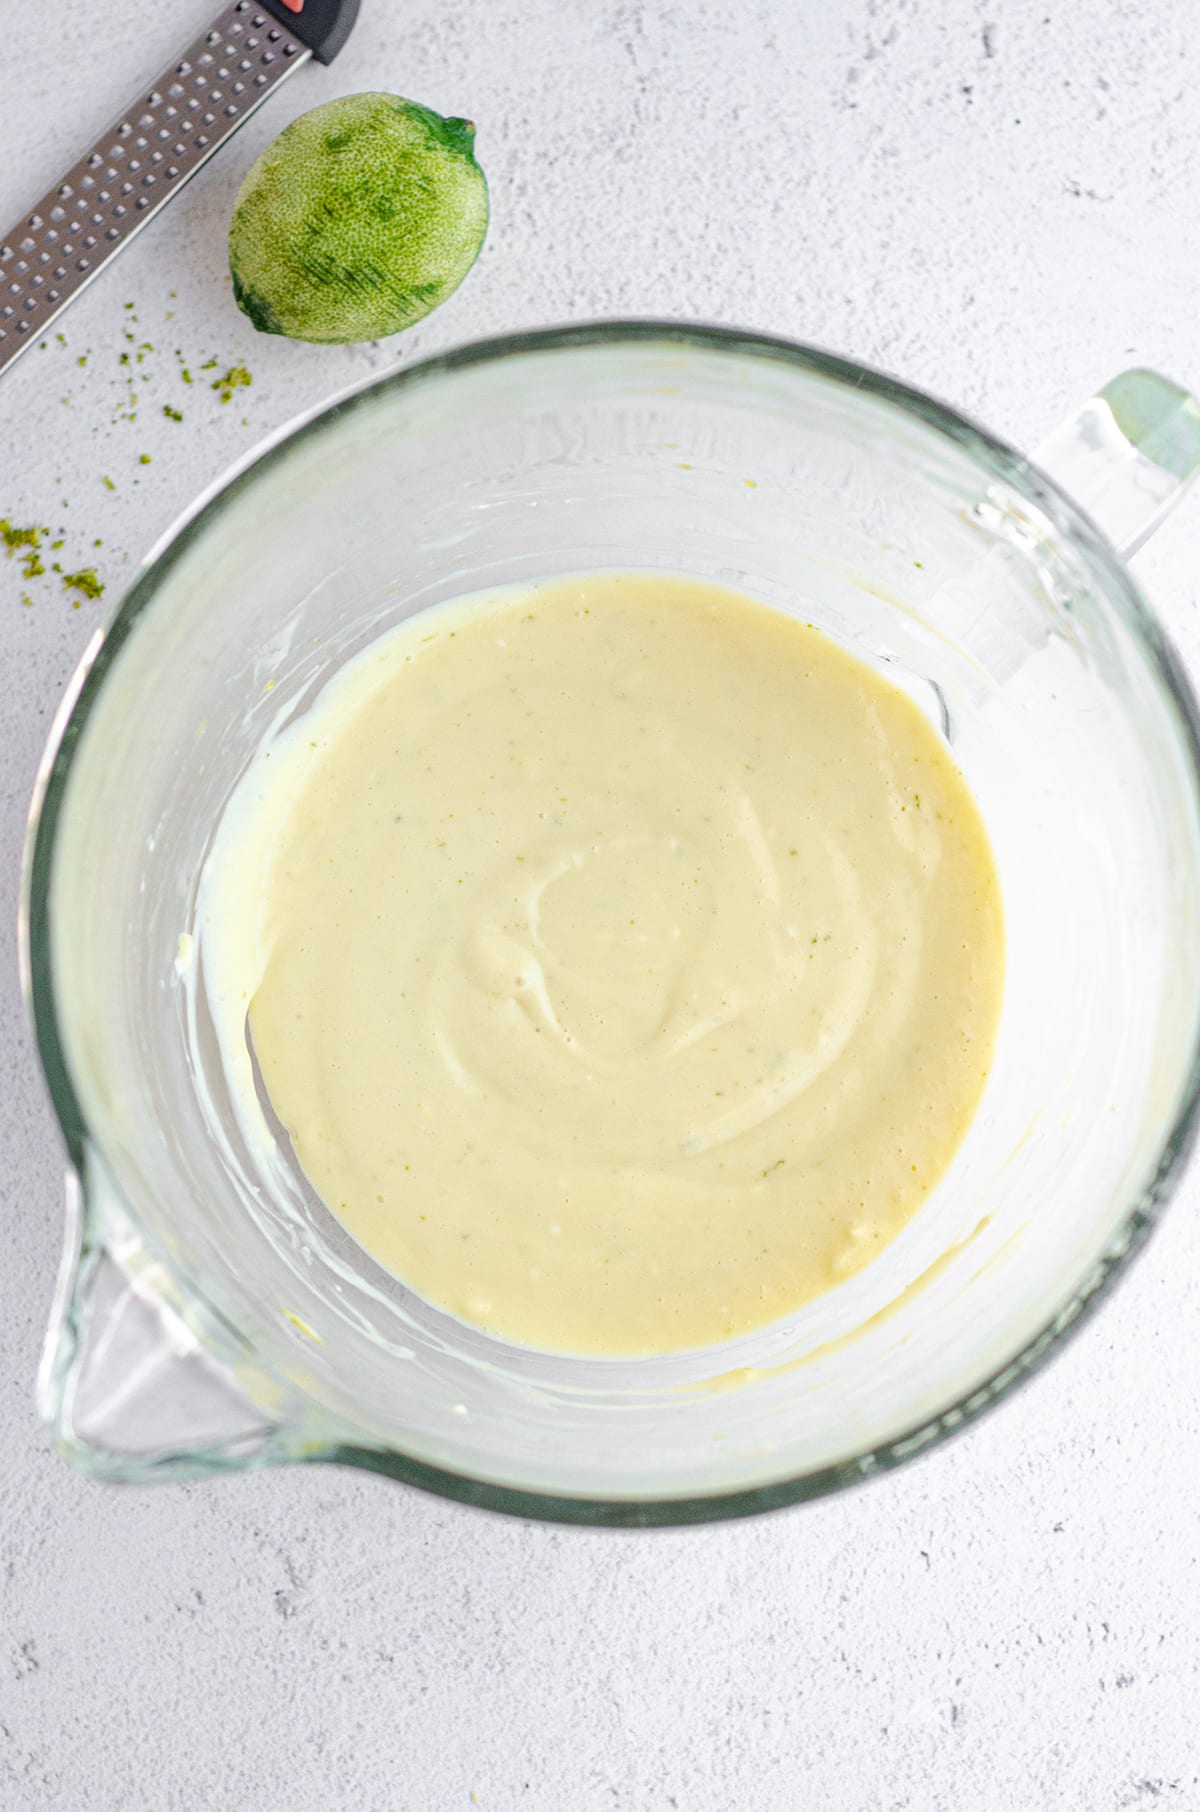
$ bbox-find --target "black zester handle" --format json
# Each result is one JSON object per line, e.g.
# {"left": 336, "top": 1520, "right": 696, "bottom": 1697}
{"left": 0, "top": 0, "right": 360, "bottom": 380}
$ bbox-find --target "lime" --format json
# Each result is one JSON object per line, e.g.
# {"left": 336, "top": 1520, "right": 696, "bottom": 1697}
{"left": 228, "top": 93, "right": 488, "bottom": 345}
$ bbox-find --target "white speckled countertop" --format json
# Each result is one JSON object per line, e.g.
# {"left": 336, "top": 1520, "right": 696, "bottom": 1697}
{"left": 2, "top": 2, "right": 1199, "bottom": 1807}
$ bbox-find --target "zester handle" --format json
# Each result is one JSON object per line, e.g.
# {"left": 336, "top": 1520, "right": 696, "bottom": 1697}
{"left": 0, "top": 0, "right": 360, "bottom": 381}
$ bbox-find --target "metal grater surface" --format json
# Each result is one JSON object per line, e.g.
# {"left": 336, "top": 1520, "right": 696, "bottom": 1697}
{"left": 0, "top": 2, "right": 311, "bottom": 380}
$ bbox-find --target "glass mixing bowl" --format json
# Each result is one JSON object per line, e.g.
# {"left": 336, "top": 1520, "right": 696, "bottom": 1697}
{"left": 20, "top": 324, "right": 1200, "bottom": 1524}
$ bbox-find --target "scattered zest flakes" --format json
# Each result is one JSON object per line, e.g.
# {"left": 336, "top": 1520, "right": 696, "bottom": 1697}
{"left": 61, "top": 567, "right": 104, "bottom": 603}
{"left": 211, "top": 364, "right": 252, "bottom": 404}
{"left": 0, "top": 518, "right": 43, "bottom": 555}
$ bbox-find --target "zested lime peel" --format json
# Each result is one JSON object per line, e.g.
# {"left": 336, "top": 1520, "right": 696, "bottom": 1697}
{"left": 228, "top": 93, "right": 489, "bottom": 345}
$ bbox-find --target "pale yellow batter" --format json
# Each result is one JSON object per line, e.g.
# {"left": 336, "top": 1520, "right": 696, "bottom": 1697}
{"left": 208, "top": 572, "right": 1004, "bottom": 1356}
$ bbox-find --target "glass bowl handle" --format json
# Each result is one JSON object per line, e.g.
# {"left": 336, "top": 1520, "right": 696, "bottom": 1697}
{"left": 1034, "top": 368, "right": 1200, "bottom": 557}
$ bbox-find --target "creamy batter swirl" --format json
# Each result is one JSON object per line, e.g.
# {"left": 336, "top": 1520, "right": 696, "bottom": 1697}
{"left": 201, "top": 573, "right": 1004, "bottom": 1355}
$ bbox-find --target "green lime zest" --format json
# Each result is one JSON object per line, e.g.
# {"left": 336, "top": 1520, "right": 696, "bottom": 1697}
{"left": 211, "top": 365, "right": 252, "bottom": 404}
{"left": 61, "top": 567, "right": 104, "bottom": 602}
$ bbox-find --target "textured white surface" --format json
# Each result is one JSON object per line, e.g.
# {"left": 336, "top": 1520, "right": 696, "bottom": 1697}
{"left": 2, "top": 1, "right": 1200, "bottom": 1807}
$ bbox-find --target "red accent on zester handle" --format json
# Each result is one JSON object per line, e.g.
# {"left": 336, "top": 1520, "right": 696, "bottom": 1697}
{"left": 279, "top": 0, "right": 304, "bottom": 11}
